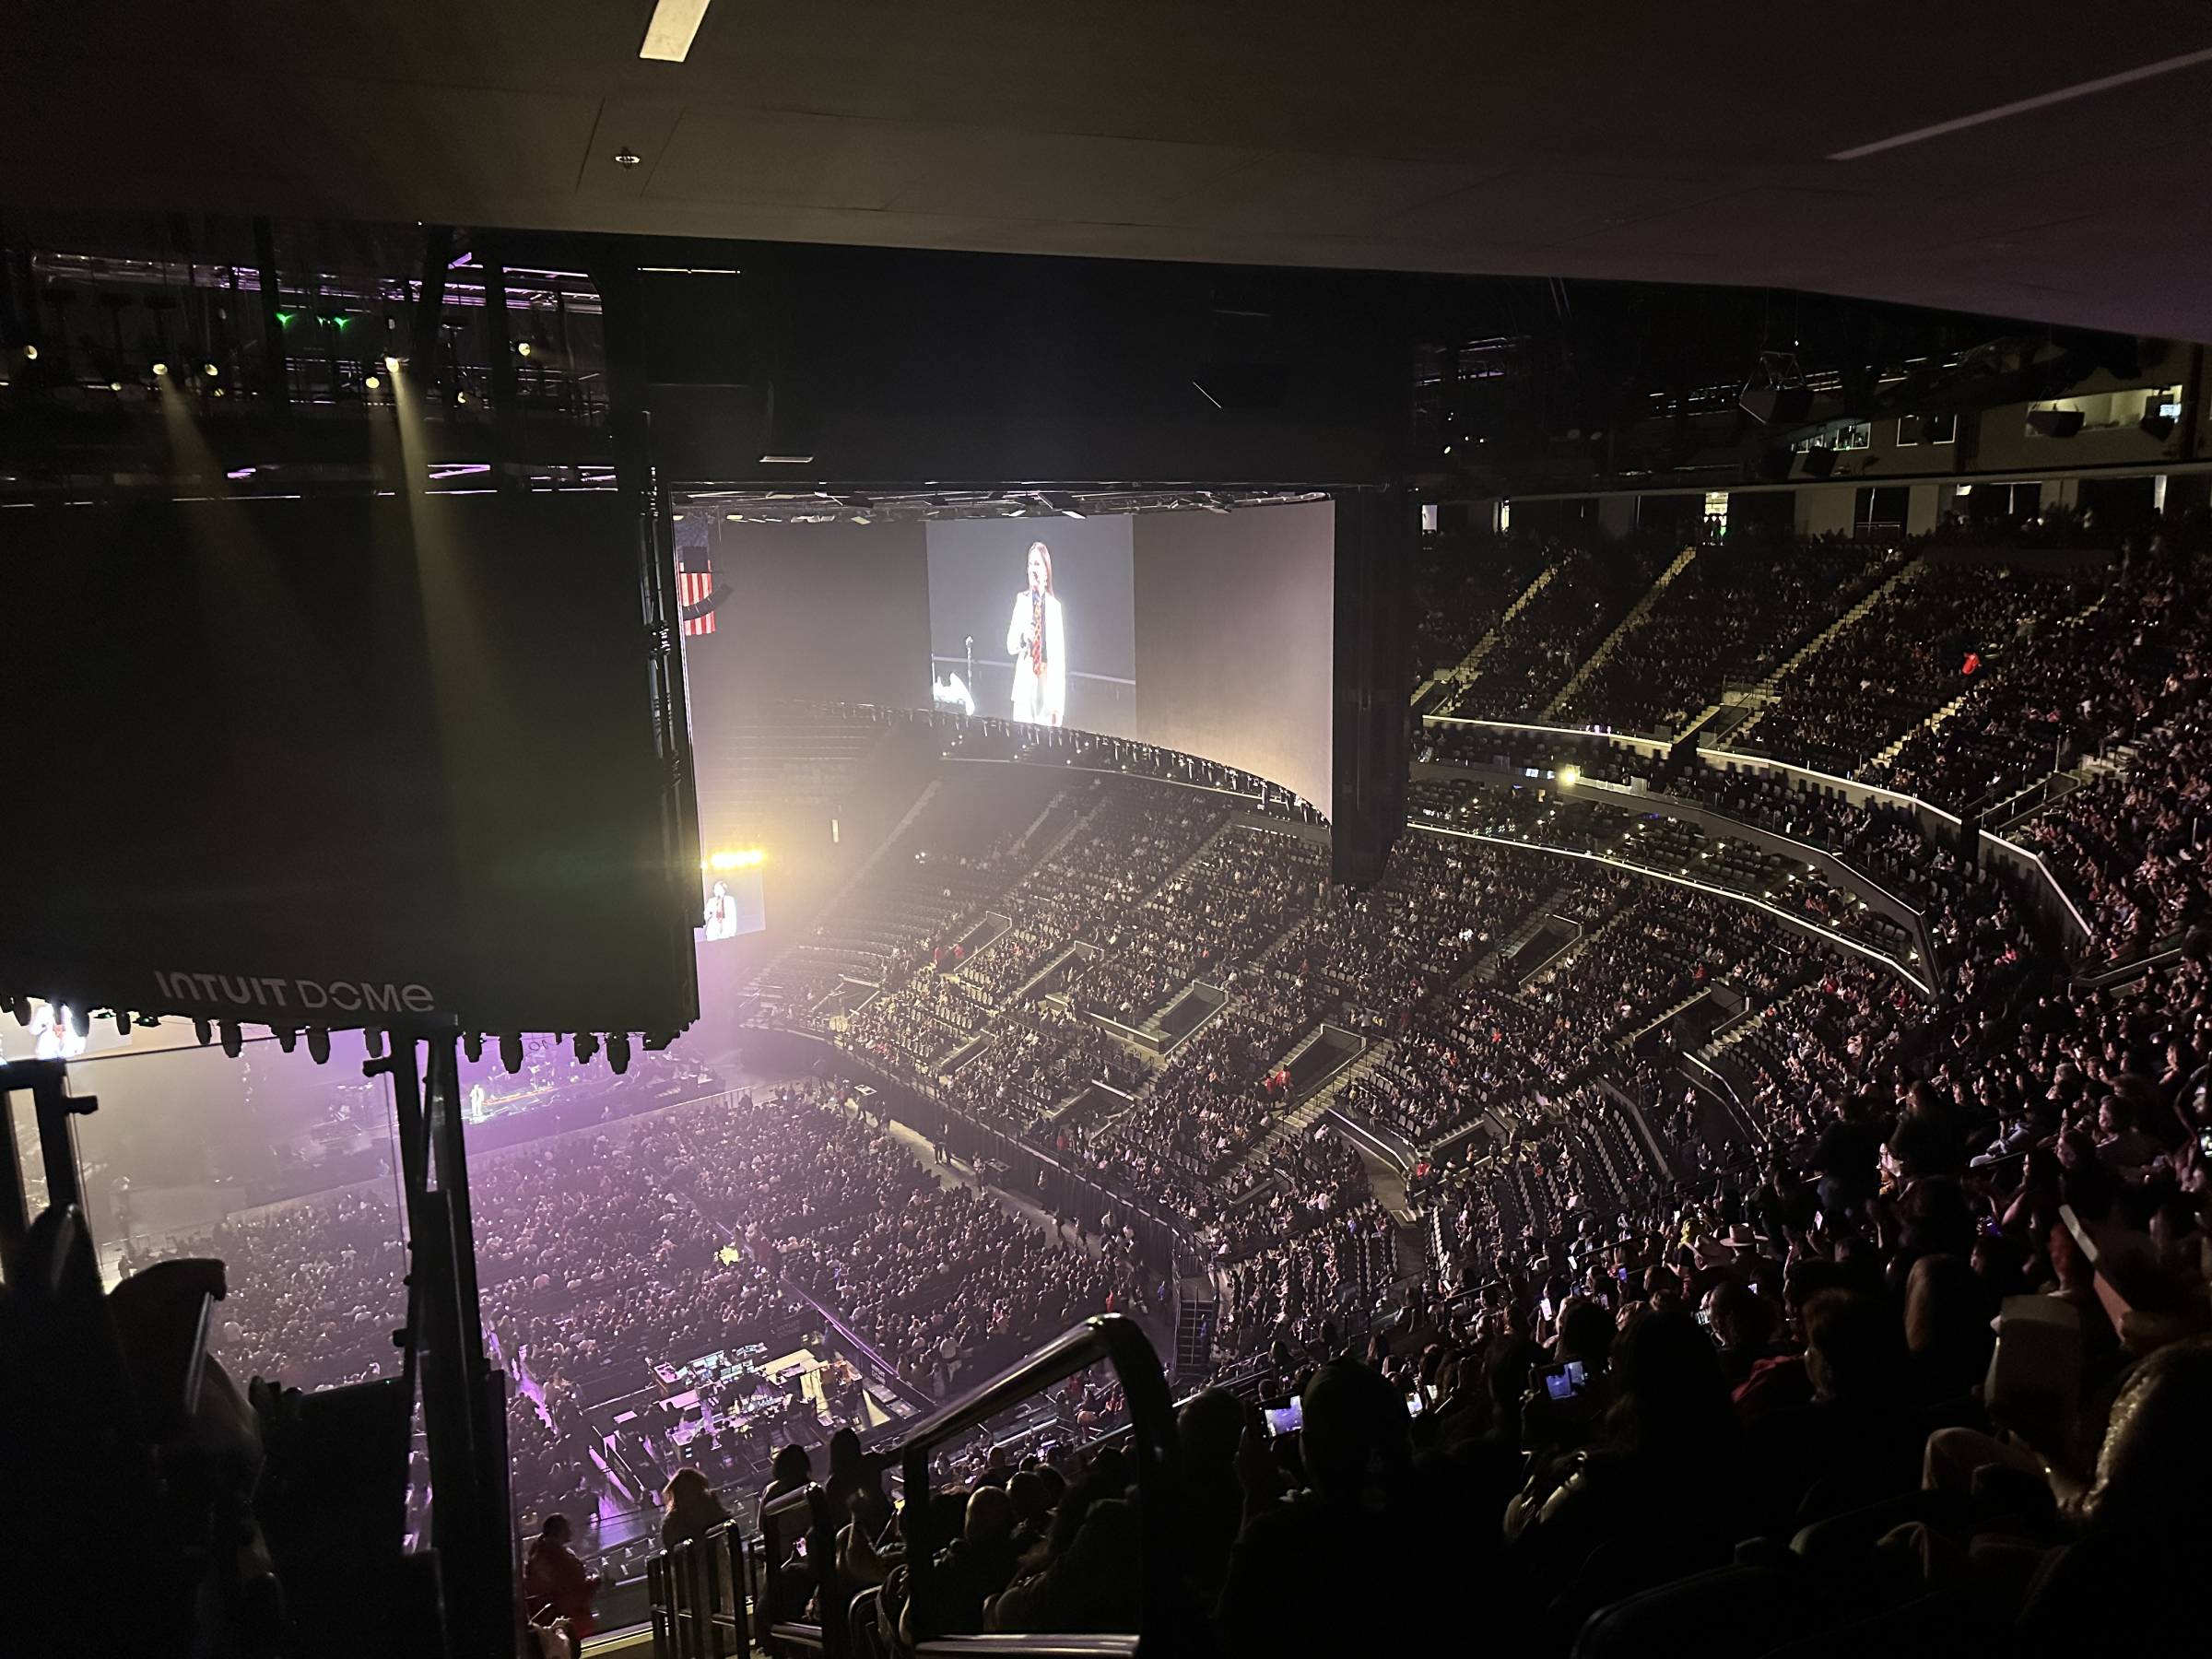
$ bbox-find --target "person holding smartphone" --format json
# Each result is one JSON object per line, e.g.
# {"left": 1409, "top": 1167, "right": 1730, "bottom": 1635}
{"left": 1506, "top": 1309, "right": 1750, "bottom": 1633}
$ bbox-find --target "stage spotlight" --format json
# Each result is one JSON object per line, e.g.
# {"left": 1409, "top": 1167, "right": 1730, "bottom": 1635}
{"left": 113, "top": 1010, "right": 132, "bottom": 1036}
{"left": 606, "top": 1033, "right": 632, "bottom": 1075}
{"left": 276, "top": 1026, "right": 298, "bottom": 1053}
{"left": 1558, "top": 765, "right": 1581, "bottom": 788}
{"left": 500, "top": 1032, "right": 524, "bottom": 1074}
{"left": 108, "top": 380, "right": 122, "bottom": 392}
{"left": 364, "top": 373, "right": 382, "bottom": 391}
{"left": 515, "top": 340, "right": 533, "bottom": 358}
{"left": 464, "top": 1031, "right": 484, "bottom": 1064}
{"left": 364, "top": 1027, "right": 385, "bottom": 1058}
{"left": 20, "top": 343, "right": 36, "bottom": 361}
{"left": 219, "top": 1021, "right": 243, "bottom": 1058}
{"left": 202, "top": 361, "right": 218, "bottom": 378}
{"left": 151, "top": 360, "right": 169, "bottom": 377}
{"left": 66, "top": 1005, "right": 89, "bottom": 1040}
{"left": 575, "top": 1032, "right": 600, "bottom": 1064}
{"left": 454, "top": 390, "right": 469, "bottom": 405}
{"left": 307, "top": 1027, "right": 331, "bottom": 1065}
{"left": 194, "top": 1018, "right": 213, "bottom": 1046}
{"left": 383, "top": 355, "right": 401, "bottom": 372}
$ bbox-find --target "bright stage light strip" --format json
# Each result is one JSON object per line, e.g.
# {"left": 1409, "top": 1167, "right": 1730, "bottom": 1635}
{"left": 1408, "top": 819, "right": 1934, "bottom": 999}
{"left": 640, "top": 0, "right": 714, "bottom": 61}
{"left": 1828, "top": 46, "right": 2212, "bottom": 159}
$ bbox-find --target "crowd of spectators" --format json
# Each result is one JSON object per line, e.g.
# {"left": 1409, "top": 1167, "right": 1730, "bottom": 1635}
{"left": 1279, "top": 834, "right": 1557, "bottom": 1022}
{"left": 2026, "top": 718, "right": 2212, "bottom": 960}
{"left": 1412, "top": 532, "right": 1556, "bottom": 680}
{"left": 953, "top": 782, "right": 1226, "bottom": 1005}
{"left": 112, "top": 552, "right": 2212, "bottom": 1655}
{"left": 1443, "top": 540, "right": 1672, "bottom": 721}
{"left": 1082, "top": 966, "right": 1333, "bottom": 1220}
{"left": 149, "top": 1189, "right": 409, "bottom": 1393}
{"left": 935, "top": 1000, "right": 1147, "bottom": 1146}
{"left": 1747, "top": 559, "right": 2089, "bottom": 776}
{"left": 1070, "top": 827, "right": 1325, "bottom": 1024}
{"left": 1556, "top": 537, "right": 1897, "bottom": 734}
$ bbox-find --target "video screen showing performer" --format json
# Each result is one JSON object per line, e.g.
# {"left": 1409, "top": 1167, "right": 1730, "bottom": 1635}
{"left": 697, "top": 867, "right": 765, "bottom": 942}
{"left": 703, "top": 879, "right": 738, "bottom": 940}
{"left": 1006, "top": 541, "right": 1066, "bottom": 726}
{"left": 926, "top": 515, "right": 1135, "bottom": 736}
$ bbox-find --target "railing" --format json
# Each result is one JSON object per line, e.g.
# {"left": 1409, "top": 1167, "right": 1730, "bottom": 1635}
{"left": 2073, "top": 931, "right": 2191, "bottom": 991}
{"left": 1323, "top": 1105, "right": 1417, "bottom": 1173}
{"left": 885, "top": 1315, "right": 1180, "bottom": 1655}
{"left": 649, "top": 1315, "right": 1181, "bottom": 1659}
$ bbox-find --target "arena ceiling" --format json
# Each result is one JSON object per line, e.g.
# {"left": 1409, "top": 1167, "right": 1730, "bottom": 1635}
{"left": 6, "top": 2, "right": 2212, "bottom": 340}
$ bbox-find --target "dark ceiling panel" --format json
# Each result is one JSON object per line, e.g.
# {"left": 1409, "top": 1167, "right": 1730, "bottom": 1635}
{"left": 2, "top": 0, "right": 2210, "bottom": 336}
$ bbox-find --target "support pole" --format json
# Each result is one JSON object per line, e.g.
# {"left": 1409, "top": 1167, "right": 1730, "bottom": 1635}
{"left": 412, "top": 225, "right": 453, "bottom": 392}
{"left": 374, "top": 1027, "right": 517, "bottom": 1659}
{"left": 253, "top": 217, "right": 289, "bottom": 414}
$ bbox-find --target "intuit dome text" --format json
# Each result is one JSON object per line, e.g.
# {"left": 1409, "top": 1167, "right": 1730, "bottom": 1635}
{"left": 153, "top": 971, "right": 439, "bottom": 1017}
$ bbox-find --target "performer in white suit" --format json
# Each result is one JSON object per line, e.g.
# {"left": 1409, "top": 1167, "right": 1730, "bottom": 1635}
{"left": 703, "top": 879, "right": 737, "bottom": 940}
{"left": 1006, "top": 540, "right": 1067, "bottom": 726}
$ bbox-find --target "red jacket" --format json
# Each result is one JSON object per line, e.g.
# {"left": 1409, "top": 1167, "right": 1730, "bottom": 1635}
{"left": 524, "top": 1538, "right": 599, "bottom": 1636}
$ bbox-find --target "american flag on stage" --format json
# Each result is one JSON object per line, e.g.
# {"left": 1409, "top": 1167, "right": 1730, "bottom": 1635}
{"left": 677, "top": 566, "right": 716, "bottom": 636}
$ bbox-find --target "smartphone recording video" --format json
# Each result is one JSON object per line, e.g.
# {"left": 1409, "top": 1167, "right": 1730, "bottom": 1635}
{"left": 1539, "top": 1359, "right": 1590, "bottom": 1402}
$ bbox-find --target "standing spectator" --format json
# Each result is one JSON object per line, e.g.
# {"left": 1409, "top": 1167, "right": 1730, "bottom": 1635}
{"left": 522, "top": 1515, "right": 599, "bottom": 1658}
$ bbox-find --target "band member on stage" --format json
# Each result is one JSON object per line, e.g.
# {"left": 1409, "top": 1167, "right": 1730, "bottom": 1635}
{"left": 1006, "top": 540, "right": 1067, "bottom": 726}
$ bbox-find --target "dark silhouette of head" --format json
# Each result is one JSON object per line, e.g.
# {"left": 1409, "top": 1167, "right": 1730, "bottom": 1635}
{"left": 771, "top": 1443, "right": 812, "bottom": 1489}
{"left": 1299, "top": 1359, "right": 1412, "bottom": 1505}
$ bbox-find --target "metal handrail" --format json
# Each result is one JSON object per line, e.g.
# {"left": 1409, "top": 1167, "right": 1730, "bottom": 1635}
{"left": 871, "top": 1314, "right": 1183, "bottom": 1652}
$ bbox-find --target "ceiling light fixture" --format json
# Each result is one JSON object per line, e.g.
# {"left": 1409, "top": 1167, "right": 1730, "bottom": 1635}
{"left": 639, "top": 0, "right": 713, "bottom": 62}
{"left": 613, "top": 149, "right": 642, "bottom": 170}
